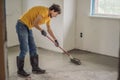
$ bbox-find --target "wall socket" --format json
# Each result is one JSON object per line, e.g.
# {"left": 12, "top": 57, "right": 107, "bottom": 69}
{"left": 80, "top": 33, "right": 83, "bottom": 38}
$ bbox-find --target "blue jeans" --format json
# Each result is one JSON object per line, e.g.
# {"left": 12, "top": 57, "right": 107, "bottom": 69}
{"left": 16, "top": 20, "right": 37, "bottom": 59}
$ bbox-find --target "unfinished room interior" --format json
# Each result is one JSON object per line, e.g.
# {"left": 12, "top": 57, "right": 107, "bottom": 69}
{"left": 3, "top": 0, "right": 120, "bottom": 80}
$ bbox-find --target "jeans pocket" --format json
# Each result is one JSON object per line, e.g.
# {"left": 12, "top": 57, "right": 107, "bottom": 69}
{"left": 16, "top": 21, "right": 28, "bottom": 33}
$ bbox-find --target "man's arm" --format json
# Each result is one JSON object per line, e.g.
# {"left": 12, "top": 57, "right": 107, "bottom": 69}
{"left": 47, "top": 25, "right": 59, "bottom": 47}
{"left": 33, "top": 15, "right": 42, "bottom": 31}
{"left": 47, "top": 25, "right": 56, "bottom": 40}
{"left": 33, "top": 15, "right": 47, "bottom": 36}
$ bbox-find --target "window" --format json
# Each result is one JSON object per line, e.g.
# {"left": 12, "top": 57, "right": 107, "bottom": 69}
{"left": 90, "top": 0, "right": 120, "bottom": 18}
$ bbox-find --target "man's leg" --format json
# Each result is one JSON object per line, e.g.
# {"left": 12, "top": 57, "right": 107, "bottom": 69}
{"left": 16, "top": 21, "right": 30, "bottom": 77}
{"left": 28, "top": 30, "right": 46, "bottom": 74}
{"left": 28, "top": 30, "right": 37, "bottom": 57}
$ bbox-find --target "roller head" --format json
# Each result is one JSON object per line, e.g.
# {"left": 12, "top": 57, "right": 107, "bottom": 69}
{"left": 70, "top": 58, "right": 81, "bottom": 65}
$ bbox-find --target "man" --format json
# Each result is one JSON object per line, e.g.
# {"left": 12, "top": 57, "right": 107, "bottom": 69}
{"left": 16, "top": 4, "right": 61, "bottom": 77}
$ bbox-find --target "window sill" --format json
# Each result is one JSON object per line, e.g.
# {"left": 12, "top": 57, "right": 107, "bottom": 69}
{"left": 89, "top": 14, "right": 120, "bottom": 20}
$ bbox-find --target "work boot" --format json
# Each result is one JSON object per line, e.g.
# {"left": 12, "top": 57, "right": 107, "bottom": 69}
{"left": 16, "top": 56, "right": 30, "bottom": 77}
{"left": 30, "top": 55, "right": 46, "bottom": 74}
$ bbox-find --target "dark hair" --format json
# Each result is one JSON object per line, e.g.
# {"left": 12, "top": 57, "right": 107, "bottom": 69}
{"left": 49, "top": 4, "right": 61, "bottom": 14}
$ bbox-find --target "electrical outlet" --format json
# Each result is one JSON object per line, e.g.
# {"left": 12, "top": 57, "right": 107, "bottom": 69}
{"left": 80, "top": 33, "right": 83, "bottom": 38}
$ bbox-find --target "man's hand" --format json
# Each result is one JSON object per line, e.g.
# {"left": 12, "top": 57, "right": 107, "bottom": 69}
{"left": 41, "top": 30, "right": 47, "bottom": 36}
{"left": 54, "top": 40, "right": 59, "bottom": 47}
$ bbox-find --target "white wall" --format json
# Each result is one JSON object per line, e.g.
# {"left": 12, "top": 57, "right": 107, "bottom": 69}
{"left": 6, "top": 0, "right": 22, "bottom": 47}
{"left": 63, "top": 0, "right": 76, "bottom": 51}
{"left": 22, "top": 0, "right": 64, "bottom": 52}
{"left": 76, "top": 0, "right": 120, "bottom": 57}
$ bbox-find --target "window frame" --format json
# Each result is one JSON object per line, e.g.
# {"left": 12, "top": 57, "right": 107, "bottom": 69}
{"left": 90, "top": 0, "right": 120, "bottom": 19}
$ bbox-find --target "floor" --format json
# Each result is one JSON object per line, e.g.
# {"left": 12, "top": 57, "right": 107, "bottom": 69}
{"left": 8, "top": 46, "right": 119, "bottom": 80}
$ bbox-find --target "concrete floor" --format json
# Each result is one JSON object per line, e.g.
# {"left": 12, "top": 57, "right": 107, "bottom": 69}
{"left": 8, "top": 46, "right": 119, "bottom": 80}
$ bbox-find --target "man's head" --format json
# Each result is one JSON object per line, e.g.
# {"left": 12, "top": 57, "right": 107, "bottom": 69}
{"left": 49, "top": 4, "right": 61, "bottom": 18}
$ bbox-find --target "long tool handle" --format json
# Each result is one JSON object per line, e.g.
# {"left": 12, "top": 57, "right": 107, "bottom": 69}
{"left": 46, "top": 35, "right": 73, "bottom": 59}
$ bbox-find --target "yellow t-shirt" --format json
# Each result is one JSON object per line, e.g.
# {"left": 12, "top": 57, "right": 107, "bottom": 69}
{"left": 19, "top": 6, "right": 51, "bottom": 29}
